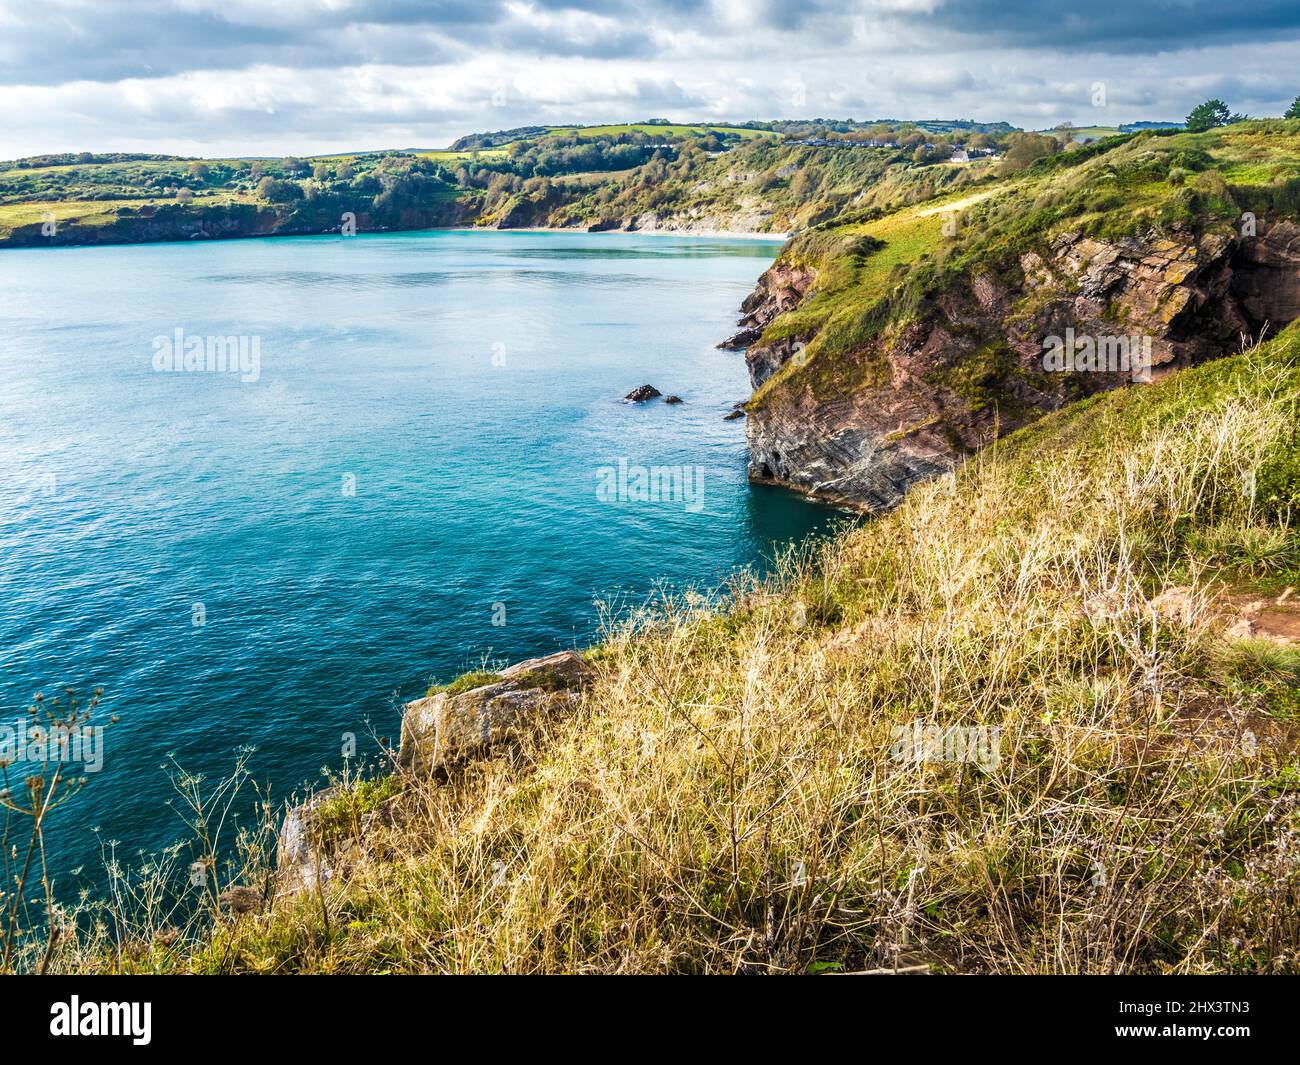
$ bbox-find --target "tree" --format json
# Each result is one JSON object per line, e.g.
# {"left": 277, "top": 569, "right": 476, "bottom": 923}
{"left": 1000, "top": 132, "right": 1059, "bottom": 173}
{"left": 1185, "top": 99, "right": 1231, "bottom": 133}
{"left": 1286, "top": 95, "right": 1300, "bottom": 120}
{"left": 257, "top": 176, "right": 303, "bottom": 203}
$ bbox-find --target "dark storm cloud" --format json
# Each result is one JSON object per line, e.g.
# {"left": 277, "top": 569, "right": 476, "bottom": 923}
{"left": 893, "top": 0, "right": 1300, "bottom": 53}
{"left": 0, "top": 0, "right": 680, "bottom": 85}
{"left": 11, "top": 1, "right": 1297, "bottom": 90}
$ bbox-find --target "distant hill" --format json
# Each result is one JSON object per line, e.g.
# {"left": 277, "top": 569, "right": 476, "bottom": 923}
{"left": 1119, "top": 120, "right": 1185, "bottom": 133}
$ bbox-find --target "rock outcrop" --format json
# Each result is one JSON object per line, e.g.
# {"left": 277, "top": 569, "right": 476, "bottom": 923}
{"left": 735, "top": 261, "right": 817, "bottom": 386}
{"left": 716, "top": 327, "right": 760, "bottom": 350}
{"left": 276, "top": 788, "right": 340, "bottom": 894}
{"left": 277, "top": 650, "right": 590, "bottom": 894}
{"left": 742, "top": 220, "right": 1300, "bottom": 510}
{"left": 397, "top": 651, "right": 589, "bottom": 775}
{"left": 624, "top": 384, "right": 662, "bottom": 402}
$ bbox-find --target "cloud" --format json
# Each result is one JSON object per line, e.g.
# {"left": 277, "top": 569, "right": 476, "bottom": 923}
{"left": 885, "top": 0, "right": 1300, "bottom": 53}
{"left": 0, "top": 0, "right": 1296, "bottom": 157}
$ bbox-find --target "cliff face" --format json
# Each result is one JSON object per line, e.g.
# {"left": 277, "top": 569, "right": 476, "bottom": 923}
{"left": 484, "top": 189, "right": 786, "bottom": 235}
{"left": 741, "top": 219, "right": 1300, "bottom": 510}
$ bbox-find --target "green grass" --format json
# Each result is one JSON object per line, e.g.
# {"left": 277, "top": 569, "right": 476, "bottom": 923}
{"left": 748, "top": 121, "right": 1300, "bottom": 413}
{"left": 426, "top": 670, "right": 501, "bottom": 698}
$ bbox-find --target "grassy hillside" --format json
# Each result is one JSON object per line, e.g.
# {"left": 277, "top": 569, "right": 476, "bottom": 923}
{"left": 0, "top": 119, "right": 1016, "bottom": 245}
{"left": 544, "top": 122, "right": 776, "bottom": 140}
{"left": 25, "top": 319, "right": 1299, "bottom": 974}
{"left": 750, "top": 121, "right": 1300, "bottom": 409}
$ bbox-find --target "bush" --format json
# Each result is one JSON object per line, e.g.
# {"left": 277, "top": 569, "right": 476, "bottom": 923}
{"left": 257, "top": 176, "right": 303, "bottom": 203}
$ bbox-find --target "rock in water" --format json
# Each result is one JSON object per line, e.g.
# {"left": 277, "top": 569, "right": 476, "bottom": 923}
{"left": 664, "top": 394, "right": 683, "bottom": 404}
{"left": 716, "top": 327, "right": 760, "bottom": 350}
{"left": 723, "top": 405, "right": 746, "bottom": 420}
{"left": 624, "top": 384, "right": 662, "bottom": 402}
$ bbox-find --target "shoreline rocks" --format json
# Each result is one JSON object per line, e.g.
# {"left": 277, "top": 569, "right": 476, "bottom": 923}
{"left": 738, "top": 221, "right": 1300, "bottom": 512}
{"left": 716, "top": 327, "right": 760, "bottom": 350}
{"left": 277, "top": 650, "right": 592, "bottom": 895}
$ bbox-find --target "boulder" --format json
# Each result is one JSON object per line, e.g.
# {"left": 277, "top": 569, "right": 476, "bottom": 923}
{"left": 276, "top": 787, "right": 340, "bottom": 895}
{"left": 624, "top": 384, "right": 662, "bottom": 402}
{"left": 716, "top": 327, "right": 760, "bottom": 350}
{"left": 397, "top": 650, "right": 589, "bottom": 774}
{"left": 664, "top": 394, "right": 683, "bottom": 404}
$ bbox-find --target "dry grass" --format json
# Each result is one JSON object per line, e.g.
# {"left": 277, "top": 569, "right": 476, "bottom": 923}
{"left": 22, "top": 329, "right": 1300, "bottom": 975}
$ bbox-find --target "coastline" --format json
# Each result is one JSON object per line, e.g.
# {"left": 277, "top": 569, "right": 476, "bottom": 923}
{"left": 484, "top": 225, "right": 789, "bottom": 241}
{"left": 0, "top": 220, "right": 791, "bottom": 252}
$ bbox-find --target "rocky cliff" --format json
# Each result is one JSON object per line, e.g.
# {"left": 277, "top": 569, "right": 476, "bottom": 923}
{"left": 743, "top": 209, "right": 1300, "bottom": 512}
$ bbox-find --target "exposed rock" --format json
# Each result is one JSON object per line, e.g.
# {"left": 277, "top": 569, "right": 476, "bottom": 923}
{"left": 723, "top": 407, "right": 746, "bottom": 420}
{"left": 736, "top": 259, "right": 818, "bottom": 386}
{"left": 717, "top": 327, "right": 760, "bottom": 350}
{"left": 276, "top": 787, "right": 340, "bottom": 895}
{"left": 624, "top": 384, "right": 662, "bottom": 402}
{"left": 664, "top": 394, "right": 684, "bottom": 404}
{"left": 397, "top": 650, "right": 590, "bottom": 775}
{"left": 1226, "top": 220, "right": 1300, "bottom": 326}
{"left": 743, "top": 221, "right": 1300, "bottom": 511}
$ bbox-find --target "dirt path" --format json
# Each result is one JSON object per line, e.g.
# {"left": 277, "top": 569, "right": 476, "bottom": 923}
{"left": 914, "top": 189, "right": 1000, "bottom": 217}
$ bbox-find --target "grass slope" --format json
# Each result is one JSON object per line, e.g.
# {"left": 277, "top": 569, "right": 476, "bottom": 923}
{"left": 35, "top": 322, "right": 1298, "bottom": 975}
{"left": 750, "top": 121, "right": 1300, "bottom": 408}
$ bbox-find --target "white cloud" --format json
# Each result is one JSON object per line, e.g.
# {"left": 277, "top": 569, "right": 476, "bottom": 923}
{"left": 0, "top": 1, "right": 1297, "bottom": 157}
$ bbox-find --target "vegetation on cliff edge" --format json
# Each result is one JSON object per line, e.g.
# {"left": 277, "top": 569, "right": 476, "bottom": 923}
{"left": 19, "top": 322, "right": 1299, "bottom": 974}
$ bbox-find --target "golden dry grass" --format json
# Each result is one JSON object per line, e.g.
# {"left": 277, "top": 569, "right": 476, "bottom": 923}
{"left": 17, "top": 328, "right": 1300, "bottom": 976}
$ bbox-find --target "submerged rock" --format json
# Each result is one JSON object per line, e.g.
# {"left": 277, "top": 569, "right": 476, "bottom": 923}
{"left": 398, "top": 650, "right": 590, "bottom": 775}
{"left": 624, "top": 384, "right": 662, "bottom": 402}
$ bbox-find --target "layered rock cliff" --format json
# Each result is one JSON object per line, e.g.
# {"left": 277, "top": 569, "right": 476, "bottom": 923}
{"left": 736, "top": 175, "right": 1300, "bottom": 511}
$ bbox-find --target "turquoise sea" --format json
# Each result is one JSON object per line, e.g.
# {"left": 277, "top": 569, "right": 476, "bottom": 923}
{"left": 0, "top": 229, "right": 842, "bottom": 888}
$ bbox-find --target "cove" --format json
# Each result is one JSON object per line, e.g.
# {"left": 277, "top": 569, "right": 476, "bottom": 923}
{"left": 0, "top": 228, "right": 845, "bottom": 888}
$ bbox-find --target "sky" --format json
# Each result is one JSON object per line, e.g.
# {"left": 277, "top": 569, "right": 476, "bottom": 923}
{"left": 1, "top": 0, "right": 1297, "bottom": 159}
